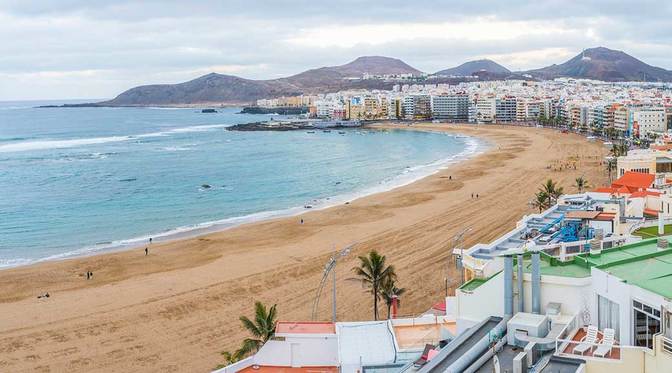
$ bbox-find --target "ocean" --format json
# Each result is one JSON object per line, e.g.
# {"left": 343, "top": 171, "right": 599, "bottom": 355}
{"left": 0, "top": 101, "right": 483, "bottom": 268}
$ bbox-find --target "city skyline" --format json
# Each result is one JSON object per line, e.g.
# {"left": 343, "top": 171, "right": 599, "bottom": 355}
{"left": 2, "top": 0, "right": 672, "bottom": 100}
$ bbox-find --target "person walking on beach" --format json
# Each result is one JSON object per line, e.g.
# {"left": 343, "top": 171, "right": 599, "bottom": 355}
{"left": 476, "top": 194, "right": 479, "bottom": 199}
{"left": 300, "top": 218, "right": 304, "bottom": 224}
{"left": 145, "top": 247, "right": 148, "bottom": 256}
{"left": 149, "top": 237, "right": 152, "bottom": 244}
{"left": 471, "top": 193, "right": 474, "bottom": 199}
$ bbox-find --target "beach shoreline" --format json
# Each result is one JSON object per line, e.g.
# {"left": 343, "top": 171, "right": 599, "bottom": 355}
{"left": 0, "top": 124, "right": 609, "bottom": 373}
{"left": 0, "top": 128, "right": 487, "bottom": 270}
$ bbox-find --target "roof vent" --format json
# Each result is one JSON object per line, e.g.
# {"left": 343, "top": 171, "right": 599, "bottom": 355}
{"left": 657, "top": 238, "right": 669, "bottom": 251}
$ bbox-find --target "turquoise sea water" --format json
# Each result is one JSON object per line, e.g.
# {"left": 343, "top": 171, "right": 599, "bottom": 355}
{"left": 0, "top": 101, "right": 482, "bottom": 268}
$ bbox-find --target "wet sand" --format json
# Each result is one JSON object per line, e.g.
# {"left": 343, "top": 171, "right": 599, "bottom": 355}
{"left": 0, "top": 124, "right": 609, "bottom": 372}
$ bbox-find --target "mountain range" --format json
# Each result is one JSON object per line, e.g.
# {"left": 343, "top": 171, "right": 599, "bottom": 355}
{"left": 99, "top": 47, "right": 672, "bottom": 106}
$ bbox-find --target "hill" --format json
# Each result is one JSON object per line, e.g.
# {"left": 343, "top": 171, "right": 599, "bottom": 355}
{"left": 435, "top": 59, "right": 510, "bottom": 76}
{"left": 101, "top": 56, "right": 422, "bottom": 106}
{"left": 523, "top": 47, "right": 672, "bottom": 82}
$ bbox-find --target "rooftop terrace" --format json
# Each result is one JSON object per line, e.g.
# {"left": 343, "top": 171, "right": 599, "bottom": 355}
{"left": 466, "top": 237, "right": 672, "bottom": 297}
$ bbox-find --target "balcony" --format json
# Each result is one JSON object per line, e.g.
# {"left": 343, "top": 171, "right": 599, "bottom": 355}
{"left": 555, "top": 327, "right": 621, "bottom": 361}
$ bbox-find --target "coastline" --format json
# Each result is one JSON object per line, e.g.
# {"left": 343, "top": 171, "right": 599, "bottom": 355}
{"left": 0, "top": 124, "right": 609, "bottom": 373}
{"left": 0, "top": 129, "right": 487, "bottom": 270}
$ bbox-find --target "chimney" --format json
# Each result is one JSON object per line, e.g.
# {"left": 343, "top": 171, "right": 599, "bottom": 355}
{"left": 517, "top": 254, "right": 524, "bottom": 313}
{"left": 531, "top": 252, "right": 541, "bottom": 314}
{"left": 391, "top": 295, "right": 399, "bottom": 319}
{"left": 659, "top": 213, "right": 665, "bottom": 236}
{"left": 504, "top": 256, "right": 514, "bottom": 316}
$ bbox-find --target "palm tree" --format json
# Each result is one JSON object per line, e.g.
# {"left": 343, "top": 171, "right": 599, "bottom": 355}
{"left": 218, "top": 302, "right": 278, "bottom": 368}
{"left": 605, "top": 157, "right": 617, "bottom": 183}
{"left": 531, "top": 191, "right": 550, "bottom": 212}
{"left": 352, "top": 250, "right": 396, "bottom": 320}
{"left": 540, "top": 179, "right": 564, "bottom": 207}
{"left": 237, "top": 301, "right": 278, "bottom": 356}
{"left": 610, "top": 140, "right": 628, "bottom": 158}
{"left": 381, "top": 277, "right": 406, "bottom": 319}
{"left": 575, "top": 176, "right": 589, "bottom": 193}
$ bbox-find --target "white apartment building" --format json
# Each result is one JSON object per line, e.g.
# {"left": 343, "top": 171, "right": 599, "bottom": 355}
{"left": 475, "top": 96, "right": 496, "bottom": 123}
{"left": 633, "top": 107, "right": 667, "bottom": 138}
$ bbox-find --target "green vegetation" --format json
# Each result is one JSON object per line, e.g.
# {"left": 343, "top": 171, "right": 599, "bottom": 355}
{"left": 532, "top": 179, "right": 564, "bottom": 212}
{"left": 633, "top": 225, "right": 672, "bottom": 238}
{"left": 575, "top": 176, "right": 589, "bottom": 193}
{"left": 352, "top": 250, "right": 398, "bottom": 321}
{"left": 219, "top": 301, "right": 278, "bottom": 368}
{"left": 381, "top": 277, "right": 406, "bottom": 319}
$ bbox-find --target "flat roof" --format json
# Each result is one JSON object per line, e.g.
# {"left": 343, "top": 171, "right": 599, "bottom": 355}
{"left": 564, "top": 211, "right": 601, "bottom": 219}
{"left": 459, "top": 277, "right": 489, "bottom": 291}
{"left": 523, "top": 257, "right": 592, "bottom": 278}
{"left": 595, "top": 248, "right": 672, "bottom": 299}
{"left": 275, "top": 321, "right": 336, "bottom": 334}
{"left": 238, "top": 366, "right": 338, "bottom": 373}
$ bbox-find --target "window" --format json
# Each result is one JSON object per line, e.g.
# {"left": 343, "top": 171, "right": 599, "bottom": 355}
{"left": 599, "top": 295, "right": 620, "bottom": 339}
{"left": 633, "top": 300, "right": 661, "bottom": 349}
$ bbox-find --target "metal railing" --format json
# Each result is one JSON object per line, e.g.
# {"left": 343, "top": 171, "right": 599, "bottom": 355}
{"left": 554, "top": 337, "right": 625, "bottom": 361}
{"left": 662, "top": 336, "right": 672, "bottom": 355}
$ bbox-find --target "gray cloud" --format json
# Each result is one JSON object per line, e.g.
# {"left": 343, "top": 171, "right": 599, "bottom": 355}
{"left": 0, "top": 1, "right": 671, "bottom": 100}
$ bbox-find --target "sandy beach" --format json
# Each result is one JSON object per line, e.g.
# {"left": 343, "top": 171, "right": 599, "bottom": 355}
{"left": 0, "top": 124, "right": 609, "bottom": 372}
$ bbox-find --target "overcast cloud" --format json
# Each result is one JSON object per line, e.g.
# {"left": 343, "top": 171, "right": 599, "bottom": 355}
{"left": 1, "top": 0, "right": 671, "bottom": 100}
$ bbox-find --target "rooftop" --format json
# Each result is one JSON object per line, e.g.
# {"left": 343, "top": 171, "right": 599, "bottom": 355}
{"left": 275, "top": 321, "right": 336, "bottom": 335}
{"left": 238, "top": 366, "right": 338, "bottom": 373}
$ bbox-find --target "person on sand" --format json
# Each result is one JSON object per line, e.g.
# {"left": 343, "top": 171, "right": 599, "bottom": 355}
{"left": 471, "top": 193, "right": 474, "bottom": 199}
{"left": 145, "top": 247, "right": 148, "bottom": 256}
{"left": 149, "top": 237, "right": 152, "bottom": 244}
{"left": 300, "top": 218, "right": 304, "bottom": 224}
{"left": 476, "top": 194, "right": 479, "bottom": 199}
{"left": 86, "top": 271, "right": 90, "bottom": 280}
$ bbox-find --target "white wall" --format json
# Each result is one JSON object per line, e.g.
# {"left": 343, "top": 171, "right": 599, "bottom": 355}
{"left": 591, "top": 268, "right": 667, "bottom": 345}
{"left": 254, "top": 336, "right": 339, "bottom": 368}
{"left": 519, "top": 274, "right": 593, "bottom": 317}
{"left": 456, "top": 271, "right": 505, "bottom": 332}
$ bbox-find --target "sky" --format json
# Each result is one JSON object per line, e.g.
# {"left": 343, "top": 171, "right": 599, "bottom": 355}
{"left": 1, "top": 0, "right": 671, "bottom": 100}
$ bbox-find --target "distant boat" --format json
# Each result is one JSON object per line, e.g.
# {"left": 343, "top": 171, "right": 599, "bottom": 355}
{"left": 338, "top": 131, "right": 346, "bottom": 134}
{"left": 306, "top": 131, "right": 315, "bottom": 134}
{"left": 201, "top": 108, "right": 217, "bottom": 113}
{"left": 323, "top": 130, "right": 332, "bottom": 133}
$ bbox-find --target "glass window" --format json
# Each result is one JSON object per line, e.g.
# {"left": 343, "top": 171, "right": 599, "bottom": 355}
{"left": 632, "top": 300, "right": 661, "bottom": 349}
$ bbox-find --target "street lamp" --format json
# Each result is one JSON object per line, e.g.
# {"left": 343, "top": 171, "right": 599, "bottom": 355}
{"left": 311, "top": 244, "right": 354, "bottom": 322}
{"left": 449, "top": 227, "right": 472, "bottom": 293}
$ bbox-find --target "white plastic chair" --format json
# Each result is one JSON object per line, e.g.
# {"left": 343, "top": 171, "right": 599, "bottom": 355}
{"left": 573, "top": 325, "right": 598, "bottom": 355}
{"left": 593, "top": 328, "right": 616, "bottom": 358}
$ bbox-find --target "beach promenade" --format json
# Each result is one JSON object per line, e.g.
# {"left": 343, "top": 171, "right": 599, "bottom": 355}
{"left": 0, "top": 124, "right": 608, "bottom": 372}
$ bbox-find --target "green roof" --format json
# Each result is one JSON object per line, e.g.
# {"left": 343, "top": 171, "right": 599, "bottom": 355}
{"left": 459, "top": 271, "right": 502, "bottom": 292}
{"left": 465, "top": 238, "right": 672, "bottom": 298}
{"left": 593, "top": 240, "right": 672, "bottom": 299}
{"left": 459, "top": 278, "right": 488, "bottom": 292}
{"left": 524, "top": 237, "right": 672, "bottom": 298}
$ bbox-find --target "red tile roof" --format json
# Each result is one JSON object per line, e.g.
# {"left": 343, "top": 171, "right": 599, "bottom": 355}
{"left": 611, "top": 172, "right": 655, "bottom": 192}
{"left": 630, "top": 190, "right": 661, "bottom": 198}
{"left": 644, "top": 208, "right": 660, "bottom": 217}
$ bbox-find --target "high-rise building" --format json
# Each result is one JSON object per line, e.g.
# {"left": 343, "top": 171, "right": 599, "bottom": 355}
{"left": 495, "top": 96, "right": 517, "bottom": 123}
{"left": 431, "top": 94, "right": 469, "bottom": 121}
